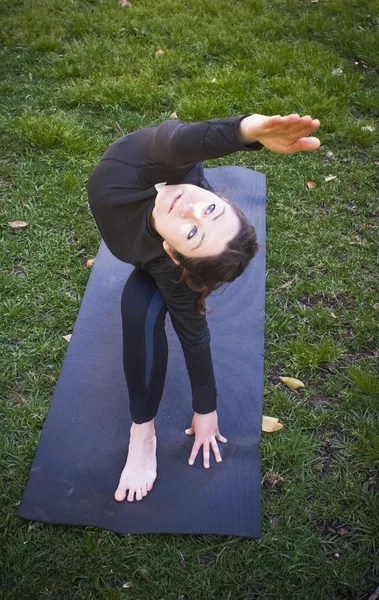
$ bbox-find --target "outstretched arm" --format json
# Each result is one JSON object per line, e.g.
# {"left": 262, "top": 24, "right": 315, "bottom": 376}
{"left": 238, "top": 113, "right": 321, "bottom": 154}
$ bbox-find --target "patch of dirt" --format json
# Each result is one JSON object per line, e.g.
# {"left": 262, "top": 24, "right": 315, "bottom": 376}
{"left": 343, "top": 347, "right": 379, "bottom": 366}
{"left": 306, "top": 393, "right": 332, "bottom": 408}
{"left": 298, "top": 293, "right": 351, "bottom": 309}
{"left": 316, "top": 435, "right": 345, "bottom": 477}
{"left": 320, "top": 519, "right": 351, "bottom": 538}
{"left": 10, "top": 266, "right": 26, "bottom": 277}
{"left": 267, "top": 364, "right": 287, "bottom": 385}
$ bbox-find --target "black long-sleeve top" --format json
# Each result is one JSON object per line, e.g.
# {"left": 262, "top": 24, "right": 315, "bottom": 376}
{"left": 87, "top": 115, "right": 263, "bottom": 414}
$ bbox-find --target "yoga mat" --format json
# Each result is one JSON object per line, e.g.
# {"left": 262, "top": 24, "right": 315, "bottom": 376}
{"left": 17, "top": 165, "right": 266, "bottom": 538}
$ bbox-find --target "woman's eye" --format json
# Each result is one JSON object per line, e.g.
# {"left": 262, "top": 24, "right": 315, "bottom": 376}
{"left": 187, "top": 204, "right": 216, "bottom": 240}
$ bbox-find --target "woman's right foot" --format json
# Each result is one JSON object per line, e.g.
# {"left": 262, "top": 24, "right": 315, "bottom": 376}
{"left": 114, "top": 419, "right": 157, "bottom": 502}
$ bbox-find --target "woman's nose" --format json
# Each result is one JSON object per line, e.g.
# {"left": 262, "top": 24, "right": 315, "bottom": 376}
{"left": 180, "top": 203, "right": 201, "bottom": 219}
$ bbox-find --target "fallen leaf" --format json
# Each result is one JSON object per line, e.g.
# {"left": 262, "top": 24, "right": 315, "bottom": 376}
{"left": 306, "top": 181, "right": 318, "bottom": 189}
{"left": 338, "top": 527, "right": 349, "bottom": 536}
{"left": 279, "top": 278, "right": 295, "bottom": 289}
{"left": 28, "top": 521, "right": 44, "bottom": 531}
{"left": 122, "top": 582, "right": 133, "bottom": 589}
{"left": 115, "top": 122, "right": 125, "bottom": 135}
{"left": 86, "top": 258, "right": 95, "bottom": 269}
{"left": 261, "top": 472, "right": 285, "bottom": 487}
{"left": 349, "top": 235, "right": 364, "bottom": 245}
{"left": 373, "top": 303, "right": 379, "bottom": 310}
{"left": 63, "top": 334, "right": 72, "bottom": 342}
{"left": 263, "top": 415, "right": 279, "bottom": 423}
{"left": 361, "top": 125, "right": 375, "bottom": 132}
{"left": 262, "top": 416, "right": 284, "bottom": 432}
{"left": 324, "top": 175, "right": 337, "bottom": 182}
{"left": 330, "top": 312, "right": 337, "bottom": 319}
{"left": 279, "top": 376, "right": 305, "bottom": 390}
{"left": 169, "top": 112, "right": 178, "bottom": 119}
{"left": 156, "top": 49, "right": 165, "bottom": 55}
{"left": 120, "top": 0, "right": 132, "bottom": 6}
{"left": 8, "top": 220, "right": 28, "bottom": 228}
{"left": 29, "top": 72, "right": 33, "bottom": 81}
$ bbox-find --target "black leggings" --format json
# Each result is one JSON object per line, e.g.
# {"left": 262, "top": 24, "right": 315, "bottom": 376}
{"left": 121, "top": 267, "right": 169, "bottom": 424}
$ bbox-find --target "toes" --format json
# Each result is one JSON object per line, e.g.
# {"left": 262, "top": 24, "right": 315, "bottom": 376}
{"left": 147, "top": 481, "right": 154, "bottom": 492}
{"left": 136, "top": 488, "right": 143, "bottom": 501}
{"left": 141, "top": 485, "right": 148, "bottom": 497}
{"left": 127, "top": 489, "right": 135, "bottom": 502}
{"left": 114, "top": 488, "right": 126, "bottom": 502}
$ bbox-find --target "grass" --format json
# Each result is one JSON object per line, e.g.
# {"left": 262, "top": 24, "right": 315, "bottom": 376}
{"left": 0, "top": 0, "right": 378, "bottom": 598}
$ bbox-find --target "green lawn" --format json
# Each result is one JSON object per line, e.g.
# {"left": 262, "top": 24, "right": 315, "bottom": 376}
{"left": 1, "top": 0, "right": 378, "bottom": 598}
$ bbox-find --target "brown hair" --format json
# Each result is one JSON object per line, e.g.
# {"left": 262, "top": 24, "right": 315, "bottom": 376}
{"left": 167, "top": 195, "right": 260, "bottom": 315}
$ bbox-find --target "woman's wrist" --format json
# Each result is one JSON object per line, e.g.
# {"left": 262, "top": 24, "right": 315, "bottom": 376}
{"left": 237, "top": 115, "right": 258, "bottom": 145}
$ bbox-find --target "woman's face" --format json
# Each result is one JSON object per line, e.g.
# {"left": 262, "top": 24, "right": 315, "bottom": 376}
{"left": 150, "top": 184, "right": 240, "bottom": 264}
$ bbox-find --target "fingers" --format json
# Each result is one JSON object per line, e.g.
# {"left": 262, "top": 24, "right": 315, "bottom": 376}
{"left": 211, "top": 437, "right": 223, "bottom": 464}
{"left": 188, "top": 440, "right": 201, "bottom": 466}
{"left": 269, "top": 114, "right": 320, "bottom": 137}
{"left": 185, "top": 427, "right": 194, "bottom": 435}
{"left": 289, "top": 136, "right": 321, "bottom": 153}
{"left": 216, "top": 431, "right": 227, "bottom": 443}
{"left": 189, "top": 438, "right": 226, "bottom": 467}
{"left": 203, "top": 444, "right": 210, "bottom": 469}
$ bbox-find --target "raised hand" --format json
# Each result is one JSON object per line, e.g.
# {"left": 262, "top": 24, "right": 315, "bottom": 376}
{"left": 240, "top": 113, "right": 321, "bottom": 154}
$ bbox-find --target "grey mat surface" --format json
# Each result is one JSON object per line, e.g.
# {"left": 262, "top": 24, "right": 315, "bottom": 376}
{"left": 17, "top": 166, "right": 266, "bottom": 538}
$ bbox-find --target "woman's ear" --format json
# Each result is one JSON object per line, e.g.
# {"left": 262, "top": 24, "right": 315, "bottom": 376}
{"left": 163, "top": 240, "right": 180, "bottom": 265}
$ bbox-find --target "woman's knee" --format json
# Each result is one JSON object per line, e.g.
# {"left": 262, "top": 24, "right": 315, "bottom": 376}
{"left": 121, "top": 268, "right": 166, "bottom": 323}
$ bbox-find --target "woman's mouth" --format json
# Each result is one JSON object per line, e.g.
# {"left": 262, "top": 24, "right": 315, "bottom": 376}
{"left": 168, "top": 192, "right": 183, "bottom": 214}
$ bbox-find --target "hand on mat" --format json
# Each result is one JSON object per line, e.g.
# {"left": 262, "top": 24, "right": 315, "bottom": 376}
{"left": 240, "top": 113, "right": 321, "bottom": 155}
{"left": 185, "top": 410, "right": 227, "bottom": 468}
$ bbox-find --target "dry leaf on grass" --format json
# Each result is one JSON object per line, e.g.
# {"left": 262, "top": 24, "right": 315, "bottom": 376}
{"left": 170, "top": 112, "right": 178, "bottom": 119}
{"left": 8, "top": 221, "right": 28, "bottom": 228}
{"left": 306, "top": 181, "right": 318, "bottom": 189}
{"left": 279, "top": 278, "right": 296, "bottom": 289}
{"left": 120, "top": 0, "right": 132, "bottom": 7}
{"left": 115, "top": 122, "right": 125, "bottom": 135}
{"left": 63, "top": 334, "right": 72, "bottom": 342}
{"left": 156, "top": 49, "right": 165, "bottom": 55}
{"left": 279, "top": 376, "right": 305, "bottom": 390}
{"left": 325, "top": 175, "right": 337, "bottom": 182}
{"left": 262, "top": 416, "right": 284, "bottom": 432}
{"left": 122, "top": 582, "right": 133, "bottom": 589}
{"left": 86, "top": 258, "right": 95, "bottom": 269}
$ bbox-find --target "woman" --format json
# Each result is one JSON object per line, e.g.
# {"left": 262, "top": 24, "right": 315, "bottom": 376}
{"left": 87, "top": 112, "right": 321, "bottom": 503}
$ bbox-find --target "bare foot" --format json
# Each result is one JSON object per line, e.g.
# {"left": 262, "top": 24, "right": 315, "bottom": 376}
{"left": 114, "top": 419, "right": 157, "bottom": 502}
